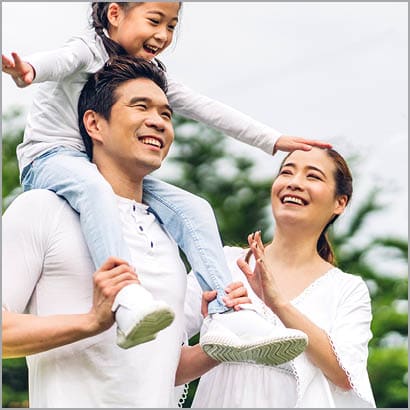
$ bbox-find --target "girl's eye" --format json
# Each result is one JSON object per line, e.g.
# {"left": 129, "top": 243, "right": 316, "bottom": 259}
{"left": 308, "top": 174, "right": 322, "bottom": 180}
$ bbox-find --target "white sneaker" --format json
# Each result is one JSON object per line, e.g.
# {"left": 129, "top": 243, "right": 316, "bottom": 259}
{"left": 113, "top": 284, "right": 175, "bottom": 349}
{"left": 199, "top": 307, "right": 308, "bottom": 366}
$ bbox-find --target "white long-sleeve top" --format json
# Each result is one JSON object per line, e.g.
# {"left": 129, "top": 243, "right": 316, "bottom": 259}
{"left": 182, "top": 246, "right": 376, "bottom": 408}
{"left": 16, "top": 29, "right": 282, "bottom": 173}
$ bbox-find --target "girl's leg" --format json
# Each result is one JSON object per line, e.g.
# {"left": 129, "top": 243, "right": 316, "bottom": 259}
{"left": 143, "top": 175, "right": 231, "bottom": 314}
{"left": 22, "top": 147, "right": 132, "bottom": 268}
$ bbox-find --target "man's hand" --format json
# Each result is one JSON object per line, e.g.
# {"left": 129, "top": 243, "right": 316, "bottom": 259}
{"left": 89, "top": 257, "right": 140, "bottom": 333}
{"left": 2, "top": 52, "right": 35, "bottom": 87}
{"left": 273, "top": 135, "right": 332, "bottom": 155}
{"left": 200, "top": 281, "right": 251, "bottom": 317}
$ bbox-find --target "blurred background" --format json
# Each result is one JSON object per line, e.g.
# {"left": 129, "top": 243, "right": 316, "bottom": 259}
{"left": 2, "top": 2, "right": 408, "bottom": 408}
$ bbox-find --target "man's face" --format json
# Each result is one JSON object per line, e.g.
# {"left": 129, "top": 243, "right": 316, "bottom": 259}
{"left": 95, "top": 77, "right": 174, "bottom": 177}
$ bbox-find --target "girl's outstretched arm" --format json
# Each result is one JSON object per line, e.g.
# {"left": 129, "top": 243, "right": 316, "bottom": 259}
{"left": 2, "top": 52, "right": 35, "bottom": 87}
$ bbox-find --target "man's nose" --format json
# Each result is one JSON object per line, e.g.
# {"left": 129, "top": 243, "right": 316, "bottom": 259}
{"left": 144, "top": 113, "right": 165, "bottom": 131}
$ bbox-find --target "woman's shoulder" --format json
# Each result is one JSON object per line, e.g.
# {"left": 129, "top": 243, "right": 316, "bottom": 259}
{"left": 330, "top": 267, "right": 371, "bottom": 298}
{"left": 223, "top": 245, "right": 248, "bottom": 260}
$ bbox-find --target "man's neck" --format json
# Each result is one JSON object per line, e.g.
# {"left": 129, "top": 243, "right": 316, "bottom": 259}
{"left": 95, "top": 162, "right": 145, "bottom": 203}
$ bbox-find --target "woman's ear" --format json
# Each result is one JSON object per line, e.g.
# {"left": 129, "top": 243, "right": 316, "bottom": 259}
{"left": 106, "top": 3, "right": 122, "bottom": 28}
{"left": 83, "top": 110, "right": 104, "bottom": 144}
{"left": 334, "top": 195, "right": 348, "bottom": 216}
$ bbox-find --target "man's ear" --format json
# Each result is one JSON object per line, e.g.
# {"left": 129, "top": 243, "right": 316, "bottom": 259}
{"left": 83, "top": 110, "right": 105, "bottom": 144}
{"left": 106, "top": 3, "right": 122, "bottom": 28}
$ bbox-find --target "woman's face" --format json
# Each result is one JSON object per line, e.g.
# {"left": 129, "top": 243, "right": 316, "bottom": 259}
{"left": 271, "top": 148, "right": 347, "bottom": 231}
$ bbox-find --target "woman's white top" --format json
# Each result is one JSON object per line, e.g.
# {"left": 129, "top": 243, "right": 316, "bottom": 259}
{"left": 16, "top": 29, "right": 281, "bottom": 173}
{"left": 183, "top": 246, "right": 376, "bottom": 408}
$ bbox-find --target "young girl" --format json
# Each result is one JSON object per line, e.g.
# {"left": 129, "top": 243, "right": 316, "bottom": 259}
{"left": 2, "top": 2, "right": 328, "bottom": 357}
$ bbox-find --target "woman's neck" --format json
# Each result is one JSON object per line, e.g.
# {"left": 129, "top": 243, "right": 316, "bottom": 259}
{"left": 264, "top": 226, "right": 325, "bottom": 271}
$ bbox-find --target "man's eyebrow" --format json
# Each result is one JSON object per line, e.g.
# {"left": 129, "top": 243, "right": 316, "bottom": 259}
{"left": 282, "top": 162, "right": 327, "bottom": 178}
{"left": 127, "top": 97, "right": 173, "bottom": 115}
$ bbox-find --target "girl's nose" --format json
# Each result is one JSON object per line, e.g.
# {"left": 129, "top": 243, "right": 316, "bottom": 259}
{"left": 154, "top": 27, "right": 168, "bottom": 43}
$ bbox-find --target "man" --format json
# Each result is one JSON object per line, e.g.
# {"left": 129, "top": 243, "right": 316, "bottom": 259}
{"left": 2, "top": 56, "right": 192, "bottom": 407}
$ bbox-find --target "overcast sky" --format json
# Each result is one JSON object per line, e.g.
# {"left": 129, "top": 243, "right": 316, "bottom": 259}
{"left": 2, "top": 2, "right": 408, "bottom": 255}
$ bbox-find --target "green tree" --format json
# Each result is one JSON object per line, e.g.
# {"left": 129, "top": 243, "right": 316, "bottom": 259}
{"left": 2, "top": 111, "right": 408, "bottom": 408}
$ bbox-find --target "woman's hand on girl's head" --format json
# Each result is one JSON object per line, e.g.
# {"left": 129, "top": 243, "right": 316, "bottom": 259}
{"left": 2, "top": 52, "right": 35, "bottom": 87}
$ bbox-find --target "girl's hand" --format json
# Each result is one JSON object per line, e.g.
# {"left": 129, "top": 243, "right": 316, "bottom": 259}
{"left": 272, "top": 135, "right": 332, "bottom": 155}
{"left": 201, "top": 281, "right": 251, "bottom": 317}
{"left": 2, "top": 52, "right": 35, "bottom": 87}
{"left": 237, "top": 231, "right": 285, "bottom": 309}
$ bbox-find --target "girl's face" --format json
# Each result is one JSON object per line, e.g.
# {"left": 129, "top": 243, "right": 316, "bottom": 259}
{"left": 108, "top": 2, "right": 180, "bottom": 60}
{"left": 271, "top": 148, "right": 347, "bottom": 232}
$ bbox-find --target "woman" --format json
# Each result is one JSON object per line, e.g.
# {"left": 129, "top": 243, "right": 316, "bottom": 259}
{"left": 177, "top": 147, "right": 376, "bottom": 408}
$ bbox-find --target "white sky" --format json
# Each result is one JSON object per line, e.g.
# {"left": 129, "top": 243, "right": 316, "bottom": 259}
{"left": 2, "top": 2, "right": 408, "bottom": 249}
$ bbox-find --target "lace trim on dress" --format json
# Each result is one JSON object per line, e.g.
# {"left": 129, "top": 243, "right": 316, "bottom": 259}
{"left": 177, "top": 383, "right": 189, "bottom": 408}
{"left": 292, "top": 268, "right": 336, "bottom": 306}
{"left": 326, "top": 332, "right": 374, "bottom": 406}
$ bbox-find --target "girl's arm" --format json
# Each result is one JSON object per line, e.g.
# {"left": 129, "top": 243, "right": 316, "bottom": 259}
{"left": 2, "top": 34, "right": 98, "bottom": 86}
{"left": 166, "top": 76, "right": 331, "bottom": 155}
{"left": 2, "top": 52, "right": 35, "bottom": 87}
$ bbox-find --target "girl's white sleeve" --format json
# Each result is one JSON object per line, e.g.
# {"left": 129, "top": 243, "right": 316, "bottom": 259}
{"left": 327, "top": 277, "right": 376, "bottom": 407}
{"left": 24, "top": 36, "right": 96, "bottom": 83}
{"left": 166, "top": 75, "right": 282, "bottom": 155}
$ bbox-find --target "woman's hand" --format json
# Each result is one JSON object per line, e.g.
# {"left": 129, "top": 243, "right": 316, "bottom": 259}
{"left": 2, "top": 52, "right": 35, "bottom": 87}
{"left": 200, "top": 281, "right": 251, "bottom": 317}
{"left": 237, "top": 231, "right": 286, "bottom": 309}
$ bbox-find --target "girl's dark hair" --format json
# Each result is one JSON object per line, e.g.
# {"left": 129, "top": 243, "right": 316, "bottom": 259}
{"left": 78, "top": 55, "right": 168, "bottom": 160}
{"left": 91, "top": 2, "right": 136, "bottom": 57}
{"left": 283, "top": 148, "right": 353, "bottom": 264}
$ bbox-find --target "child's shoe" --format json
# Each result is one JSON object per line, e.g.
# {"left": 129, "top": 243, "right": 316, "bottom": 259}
{"left": 113, "top": 283, "right": 175, "bottom": 349}
{"left": 199, "top": 305, "right": 307, "bottom": 366}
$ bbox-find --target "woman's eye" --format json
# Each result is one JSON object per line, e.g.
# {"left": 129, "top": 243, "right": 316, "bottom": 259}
{"left": 148, "top": 18, "right": 160, "bottom": 24}
{"left": 280, "top": 169, "right": 292, "bottom": 175}
{"left": 308, "top": 174, "right": 321, "bottom": 180}
{"left": 168, "top": 24, "right": 176, "bottom": 31}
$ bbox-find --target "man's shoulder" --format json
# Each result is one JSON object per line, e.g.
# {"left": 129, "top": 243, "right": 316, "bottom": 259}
{"left": 5, "top": 189, "right": 71, "bottom": 216}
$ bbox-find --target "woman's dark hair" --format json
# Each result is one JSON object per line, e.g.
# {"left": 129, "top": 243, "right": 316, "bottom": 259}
{"left": 90, "top": 2, "right": 136, "bottom": 57}
{"left": 78, "top": 55, "right": 168, "bottom": 160}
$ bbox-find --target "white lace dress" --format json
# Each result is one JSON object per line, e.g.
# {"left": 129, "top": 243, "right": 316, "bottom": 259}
{"left": 181, "top": 246, "right": 376, "bottom": 408}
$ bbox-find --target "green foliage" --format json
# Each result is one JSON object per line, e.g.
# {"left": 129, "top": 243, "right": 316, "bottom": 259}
{"left": 2, "top": 110, "right": 408, "bottom": 408}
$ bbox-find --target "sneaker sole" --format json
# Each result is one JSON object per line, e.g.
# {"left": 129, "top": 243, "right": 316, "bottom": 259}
{"left": 201, "top": 335, "right": 308, "bottom": 366}
{"left": 117, "top": 308, "right": 175, "bottom": 349}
